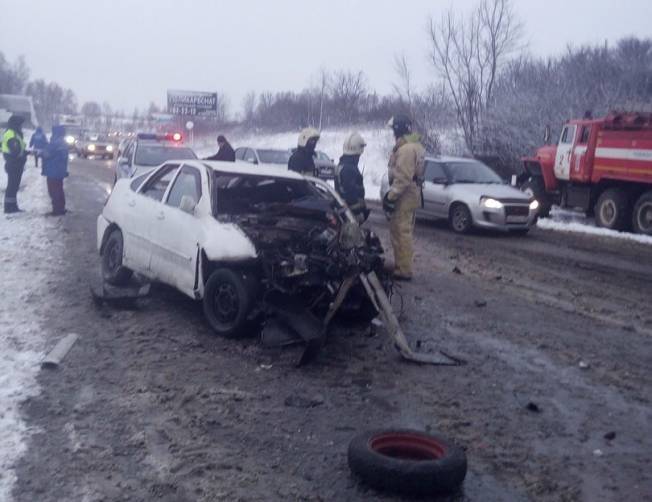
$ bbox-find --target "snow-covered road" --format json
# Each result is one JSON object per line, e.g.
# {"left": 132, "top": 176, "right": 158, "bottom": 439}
{"left": 0, "top": 162, "right": 63, "bottom": 499}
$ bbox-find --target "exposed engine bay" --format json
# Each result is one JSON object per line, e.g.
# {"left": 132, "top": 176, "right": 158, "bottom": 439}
{"left": 211, "top": 172, "right": 459, "bottom": 366}
{"left": 214, "top": 173, "right": 385, "bottom": 301}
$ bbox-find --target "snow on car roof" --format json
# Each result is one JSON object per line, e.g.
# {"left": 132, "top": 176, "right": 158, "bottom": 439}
{"left": 197, "top": 160, "right": 305, "bottom": 180}
{"left": 426, "top": 155, "right": 479, "bottom": 163}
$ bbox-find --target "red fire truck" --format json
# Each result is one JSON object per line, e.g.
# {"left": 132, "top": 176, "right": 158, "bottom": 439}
{"left": 521, "top": 112, "right": 652, "bottom": 235}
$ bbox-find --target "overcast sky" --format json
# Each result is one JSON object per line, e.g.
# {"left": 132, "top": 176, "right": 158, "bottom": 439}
{"left": 1, "top": 0, "right": 650, "bottom": 115}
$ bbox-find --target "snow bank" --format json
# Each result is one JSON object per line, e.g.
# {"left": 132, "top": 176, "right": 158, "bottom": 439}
{"left": 195, "top": 128, "right": 395, "bottom": 200}
{"left": 537, "top": 217, "right": 652, "bottom": 245}
{"left": 0, "top": 161, "right": 61, "bottom": 499}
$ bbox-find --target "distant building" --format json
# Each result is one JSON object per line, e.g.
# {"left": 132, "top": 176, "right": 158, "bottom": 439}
{"left": 0, "top": 94, "right": 39, "bottom": 129}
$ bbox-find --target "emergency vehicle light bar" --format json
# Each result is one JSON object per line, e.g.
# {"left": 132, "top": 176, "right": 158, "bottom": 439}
{"left": 136, "top": 132, "right": 183, "bottom": 142}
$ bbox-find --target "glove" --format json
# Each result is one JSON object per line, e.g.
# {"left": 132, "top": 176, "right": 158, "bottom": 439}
{"left": 382, "top": 192, "right": 396, "bottom": 214}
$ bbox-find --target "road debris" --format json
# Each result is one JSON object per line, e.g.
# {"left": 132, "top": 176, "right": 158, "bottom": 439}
{"left": 41, "top": 333, "right": 79, "bottom": 369}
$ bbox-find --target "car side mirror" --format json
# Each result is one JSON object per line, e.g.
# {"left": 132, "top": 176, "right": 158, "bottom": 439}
{"left": 543, "top": 125, "right": 551, "bottom": 144}
{"left": 432, "top": 177, "right": 448, "bottom": 185}
{"left": 179, "top": 195, "right": 197, "bottom": 214}
{"left": 246, "top": 158, "right": 257, "bottom": 165}
{"left": 118, "top": 157, "right": 129, "bottom": 166}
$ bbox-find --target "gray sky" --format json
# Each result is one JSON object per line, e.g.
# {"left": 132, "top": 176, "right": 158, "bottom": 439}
{"left": 1, "top": 0, "right": 650, "bottom": 114}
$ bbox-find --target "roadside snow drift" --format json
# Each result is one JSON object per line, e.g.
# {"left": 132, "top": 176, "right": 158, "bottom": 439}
{"left": 195, "top": 128, "right": 395, "bottom": 200}
{"left": 0, "top": 162, "right": 61, "bottom": 499}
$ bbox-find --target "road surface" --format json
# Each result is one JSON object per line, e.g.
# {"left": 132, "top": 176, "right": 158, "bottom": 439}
{"left": 13, "top": 157, "right": 652, "bottom": 501}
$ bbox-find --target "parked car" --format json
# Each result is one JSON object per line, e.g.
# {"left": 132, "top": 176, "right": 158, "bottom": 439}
{"left": 98, "top": 160, "right": 386, "bottom": 342}
{"left": 78, "top": 132, "right": 115, "bottom": 159}
{"left": 314, "top": 150, "right": 336, "bottom": 179}
{"left": 114, "top": 132, "right": 197, "bottom": 181}
{"left": 381, "top": 156, "right": 538, "bottom": 234}
{"left": 234, "top": 147, "right": 292, "bottom": 166}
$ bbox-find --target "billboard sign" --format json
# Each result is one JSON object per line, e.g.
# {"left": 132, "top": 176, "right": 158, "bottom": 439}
{"left": 167, "top": 90, "right": 217, "bottom": 117}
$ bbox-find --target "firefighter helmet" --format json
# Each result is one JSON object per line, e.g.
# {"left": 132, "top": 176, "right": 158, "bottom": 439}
{"left": 387, "top": 114, "right": 412, "bottom": 137}
{"left": 343, "top": 132, "right": 366, "bottom": 155}
{"left": 298, "top": 127, "right": 320, "bottom": 147}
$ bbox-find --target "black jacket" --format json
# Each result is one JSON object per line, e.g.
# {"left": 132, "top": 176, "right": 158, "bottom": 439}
{"left": 206, "top": 142, "right": 235, "bottom": 162}
{"left": 335, "top": 155, "right": 365, "bottom": 206}
{"left": 288, "top": 147, "right": 315, "bottom": 175}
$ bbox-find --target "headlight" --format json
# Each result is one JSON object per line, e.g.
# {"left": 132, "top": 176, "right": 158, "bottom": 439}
{"left": 65, "top": 135, "right": 75, "bottom": 145}
{"left": 481, "top": 197, "right": 503, "bottom": 209}
{"left": 88, "top": 144, "right": 96, "bottom": 152}
{"left": 529, "top": 199, "right": 539, "bottom": 210}
{"left": 106, "top": 145, "right": 114, "bottom": 152}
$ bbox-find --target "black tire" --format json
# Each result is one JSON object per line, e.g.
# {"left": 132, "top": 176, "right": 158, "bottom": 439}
{"left": 101, "top": 228, "right": 133, "bottom": 286}
{"left": 348, "top": 429, "right": 467, "bottom": 497}
{"left": 203, "top": 268, "right": 254, "bottom": 338}
{"left": 632, "top": 191, "right": 652, "bottom": 235}
{"left": 449, "top": 203, "right": 472, "bottom": 234}
{"left": 521, "top": 177, "right": 551, "bottom": 218}
{"left": 595, "top": 188, "right": 630, "bottom": 231}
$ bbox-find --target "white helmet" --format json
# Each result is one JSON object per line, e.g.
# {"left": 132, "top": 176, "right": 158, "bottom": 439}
{"left": 343, "top": 132, "right": 366, "bottom": 155}
{"left": 298, "top": 127, "right": 320, "bottom": 147}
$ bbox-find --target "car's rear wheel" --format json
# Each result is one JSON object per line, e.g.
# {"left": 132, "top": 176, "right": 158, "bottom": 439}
{"left": 203, "top": 268, "right": 254, "bottom": 338}
{"left": 101, "top": 228, "right": 133, "bottom": 286}
{"left": 449, "top": 203, "right": 472, "bottom": 234}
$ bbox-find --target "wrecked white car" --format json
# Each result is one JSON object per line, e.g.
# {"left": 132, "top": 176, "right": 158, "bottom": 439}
{"left": 97, "top": 160, "right": 457, "bottom": 365}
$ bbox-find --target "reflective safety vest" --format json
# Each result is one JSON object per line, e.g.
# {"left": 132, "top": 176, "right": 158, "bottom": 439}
{"left": 2, "top": 129, "right": 26, "bottom": 155}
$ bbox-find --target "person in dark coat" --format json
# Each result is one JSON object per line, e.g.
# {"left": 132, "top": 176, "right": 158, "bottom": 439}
{"left": 335, "top": 132, "right": 369, "bottom": 222}
{"left": 288, "top": 127, "right": 319, "bottom": 176}
{"left": 205, "top": 135, "right": 235, "bottom": 161}
{"left": 41, "top": 125, "right": 69, "bottom": 216}
{"left": 2, "top": 115, "right": 28, "bottom": 213}
{"left": 29, "top": 126, "right": 48, "bottom": 167}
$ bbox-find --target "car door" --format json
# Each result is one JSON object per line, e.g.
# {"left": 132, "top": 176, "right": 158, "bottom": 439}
{"left": 554, "top": 124, "right": 576, "bottom": 181}
{"left": 148, "top": 164, "right": 205, "bottom": 294}
{"left": 123, "top": 163, "right": 181, "bottom": 276}
{"left": 420, "top": 161, "right": 449, "bottom": 218}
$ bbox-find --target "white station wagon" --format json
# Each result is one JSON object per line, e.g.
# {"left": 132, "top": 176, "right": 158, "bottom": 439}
{"left": 97, "top": 159, "right": 386, "bottom": 341}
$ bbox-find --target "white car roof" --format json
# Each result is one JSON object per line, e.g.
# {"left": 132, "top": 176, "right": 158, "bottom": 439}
{"left": 190, "top": 160, "right": 304, "bottom": 180}
{"left": 426, "top": 155, "right": 480, "bottom": 163}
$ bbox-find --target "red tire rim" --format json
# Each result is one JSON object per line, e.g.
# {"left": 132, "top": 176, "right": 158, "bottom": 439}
{"left": 370, "top": 432, "right": 446, "bottom": 461}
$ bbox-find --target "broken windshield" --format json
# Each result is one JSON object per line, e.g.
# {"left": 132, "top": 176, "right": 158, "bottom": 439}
{"left": 211, "top": 172, "right": 325, "bottom": 215}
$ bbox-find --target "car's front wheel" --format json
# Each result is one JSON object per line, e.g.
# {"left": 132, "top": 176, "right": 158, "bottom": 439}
{"left": 203, "top": 268, "right": 254, "bottom": 338}
{"left": 101, "top": 228, "right": 133, "bottom": 286}
{"left": 449, "top": 203, "right": 473, "bottom": 234}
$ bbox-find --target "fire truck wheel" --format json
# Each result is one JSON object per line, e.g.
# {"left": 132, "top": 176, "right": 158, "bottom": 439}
{"left": 632, "top": 191, "right": 652, "bottom": 235}
{"left": 521, "top": 178, "right": 551, "bottom": 218}
{"left": 348, "top": 429, "right": 467, "bottom": 496}
{"left": 595, "top": 188, "right": 630, "bottom": 231}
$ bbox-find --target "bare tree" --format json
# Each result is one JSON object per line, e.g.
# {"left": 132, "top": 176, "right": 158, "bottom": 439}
{"left": 393, "top": 54, "right": 414, "bottom": 117}
{"left": 330, "top": 70, "right": 367, "bottom": 123}
{"left": 242, "top": 91, "right": 257, "bottom": 127}
{"left": 429, "top": 0, "right": 522, "bottom": 153}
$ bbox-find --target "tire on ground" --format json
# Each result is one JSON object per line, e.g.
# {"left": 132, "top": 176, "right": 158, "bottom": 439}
{"left": 449, "top": 203, "right": 472, "bottom": 234}
{"left": 632, "top": 190, "right": 652, "bottom": 235}
{"left": 101, "top": 228, "right": 133, "bottom": 286}
{"left": 595, "top": 188, "right": 630, "bottom": 231}
{"left": 348, "top": 429, "right": 467, "bottom": 496}
{"left": 521, "top": 177, "right": 551, "bottom": 218}
{"left": 203, "top": 268, "right": 254, "bottom": 338}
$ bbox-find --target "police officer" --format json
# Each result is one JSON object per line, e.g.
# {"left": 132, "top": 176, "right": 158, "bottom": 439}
{"left": 2, "top": 115, "right": 28, "bottom": 213}
{"left": 288, "top": 127, "right": 319, "bottom": 176}
{"left": 335, "top": 132, "right": 369, "bottom": 223}
{"left": 383, "top": 115, "right": 425, "bottom": 281}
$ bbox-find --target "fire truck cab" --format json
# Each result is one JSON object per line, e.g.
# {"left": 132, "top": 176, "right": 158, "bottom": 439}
{"left": 521, "top": 112, "right": 652, "bottom": 234}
